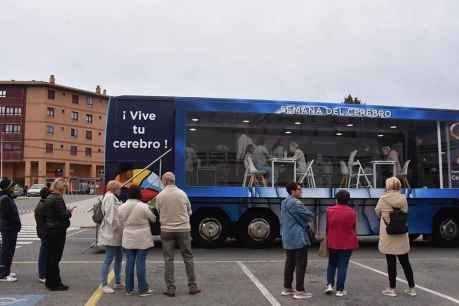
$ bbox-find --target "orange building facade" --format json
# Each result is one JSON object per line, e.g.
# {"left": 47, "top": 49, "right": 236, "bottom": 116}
{"left": 0, "top": 75, "right": 108, "bottom": 192}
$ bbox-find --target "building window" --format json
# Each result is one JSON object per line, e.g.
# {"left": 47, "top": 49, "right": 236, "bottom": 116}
{"left": 47, "top": 125, "right": 54, "bottom": 135}
{"left": 85, "top": 147, "right": 92, "bottom": 157}
{"left": 86, "top": 130, "right": 92, "bottom": 140}
{"left": 72, "top": 94, "right": 79, "bottom": 104}
{"left": 98, "top": 132, "right": 102, "bottom": 136}
{"left": 86, "top": 96, "right": 93, "bottom": 107}
{"left": 47, "top": 107, "right": 55, "bottom": 117}
{"left": 60, "top": 144, "right": 64, "bottom": 149}
{"left": 71, "top": 128, "right": 78, "bottom": 138}
{"left": 48, "top": 90, "right": 55, "bottom": 100}
{"left": 5, "top": 124, "right": 21, "bottom": 134}
{"left": 86, "top": 114, "right": 93, "bottom": 124}
{"left": 98, "top": 148, "right": 102, "bottom": 153}
{"left": 61, "top": 127, "right": 64, "bottom": 131}
{"left": 0, "top": 90, "right": 6, "bottom": 98}
{"left": 70, "top": 146, "right": 77, "bottom": 156}
{"left": 46, "top": 143, "right": 53, "bottom": 153}
{"left": 71, "top": 111, "right": 79, "bottom": 121}
{"left": 99, "top": 116, "right": 102, "bottom": 120}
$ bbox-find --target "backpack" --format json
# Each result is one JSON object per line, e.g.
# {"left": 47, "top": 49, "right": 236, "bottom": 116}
{"left": 92, "top": 196, "right": 104, "bottom": 224}
{"left": 383, "top": 208, "right": 408, "bottom": 235}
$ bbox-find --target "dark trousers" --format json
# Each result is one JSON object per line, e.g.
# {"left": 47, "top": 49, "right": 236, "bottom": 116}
{"left": 283, "top": 247, "right": 308, "bottom": 291}
{"left": 0, "top": 231, "right": 18, "bottom": 278}
{"left": 161, "top": 231, "right": 197, "bottom": 290}
{"left": 38, "top": 238, "right": 48, "bottom": 279}
{"left": 45, "top": 230, "right": 67, "bottom": 289}
{"left": 385, "top": 254, "right": 415, "bottom": 289}
{"left": 327, "top": 249, "right": 352, "bottom": 291}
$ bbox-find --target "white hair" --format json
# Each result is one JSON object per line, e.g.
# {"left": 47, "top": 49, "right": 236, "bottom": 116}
{"left": 162, "top": 172, "right": 176, "bottom": 185}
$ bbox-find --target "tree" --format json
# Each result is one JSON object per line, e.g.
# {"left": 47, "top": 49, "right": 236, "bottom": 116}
{"left": 344, "top": 94, "right": 362, "bottom": 104}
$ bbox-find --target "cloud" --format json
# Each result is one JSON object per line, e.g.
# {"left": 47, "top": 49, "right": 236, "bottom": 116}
{"left": 2, "top": 0, "right": 459, "bottom": 109}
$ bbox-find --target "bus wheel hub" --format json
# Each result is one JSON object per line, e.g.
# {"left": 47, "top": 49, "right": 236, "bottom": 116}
{"left": 248, "top": 218, "right": 270, "bottom": 241}
{"left": 199, "top": 218, "right": 222, "bottom": 241}
{"left": 440, "top": 219, "right": 458, "bottom": 240}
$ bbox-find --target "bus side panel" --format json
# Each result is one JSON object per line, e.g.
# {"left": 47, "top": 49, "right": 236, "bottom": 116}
{"left": 105, "top": 97, "right": 175, "bottom": 196}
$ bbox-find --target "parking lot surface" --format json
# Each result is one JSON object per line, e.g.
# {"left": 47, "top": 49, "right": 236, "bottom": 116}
{"left": 2, "top": 225, "right": 459, "bottom": 306}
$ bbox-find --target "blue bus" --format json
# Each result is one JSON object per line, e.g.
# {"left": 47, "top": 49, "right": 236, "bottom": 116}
{"left": 105, "top": 96, "right": 459, "bottom": 248}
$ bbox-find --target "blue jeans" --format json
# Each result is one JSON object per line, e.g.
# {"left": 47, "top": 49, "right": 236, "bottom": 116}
{"left": 38, "top": 238, "right": 48, "bottom": 279}
{"left": 124, "top": 248, "right": 149, "bottom": 293}
{"left": 100, "top": 246, "right": 123, "bottom": 286}
{"left": 327, "top": 249, "right": 352, "bottom": 291}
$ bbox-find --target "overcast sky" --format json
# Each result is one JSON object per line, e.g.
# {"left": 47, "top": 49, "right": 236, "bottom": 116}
{"left": 2, "top": 0, "right": 459, "bottom": 109}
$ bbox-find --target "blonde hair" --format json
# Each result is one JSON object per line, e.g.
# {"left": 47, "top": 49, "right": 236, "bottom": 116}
{"left": 106, "top": 180, "right": 121, "bottom": 192}
{"left": 51, "top": 178, "right": 66, "bottom": 194}
{"left": 385, "top": 176, "right": 401, "bottom": 191}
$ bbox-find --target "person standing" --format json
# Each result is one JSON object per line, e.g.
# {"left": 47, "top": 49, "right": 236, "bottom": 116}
{"left": 0, "top": 178, "right": 21, "bottom": 282}
{"left": 118, "top": 185, "right": 155, "bottom": 297}
{"left": 156, "top": 172, "right": 201, "bottom": 297}
{"left": 98, "top": 180, "right": 124, "bottom": 293}
{"left": 324, "top": 190, "right": 358, "bottom": 297}
{"left": 376, "top": 177, "right": 416, "bottom": 297}
{"left": 280, "top": 182, "right": 314, "bottom": 300}
{"left": 34, "top": 187, "right": 50, "bottom": 283}
{"left": 44, "top": 178, "right": 74, "bottom": 291}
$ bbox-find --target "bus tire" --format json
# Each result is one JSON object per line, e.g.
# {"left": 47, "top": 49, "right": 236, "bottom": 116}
{"left": 191, "top": 209, "right": 229, "bottom": 248}
{"left": 238, "top": 210, "right": 279, "bottom": 249}
{"left": 433, "top": 212, "right": 459, "bottom": 247}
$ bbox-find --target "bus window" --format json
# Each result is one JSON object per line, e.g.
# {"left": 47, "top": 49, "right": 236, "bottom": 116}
{"left": 446, "top": 121, "right": 459, "bottom": 188}
{"left": 186, "top": 112, "right": 440, "bottom": 188}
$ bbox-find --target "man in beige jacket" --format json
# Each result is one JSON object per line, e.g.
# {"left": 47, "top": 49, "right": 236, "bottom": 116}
{"left": 156, "top": 172, "right": 201, "bottom": 297}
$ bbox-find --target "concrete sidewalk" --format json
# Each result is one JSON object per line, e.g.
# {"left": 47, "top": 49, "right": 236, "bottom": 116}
{"left": 20, "top": 196, "right": 98, "bottom": 229}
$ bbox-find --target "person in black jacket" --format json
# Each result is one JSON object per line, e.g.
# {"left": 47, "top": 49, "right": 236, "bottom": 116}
{"left": 34, "top": 187, "right": 50, "bottom": 283}
{"left": 0, "top": 177, "right": 21, "bottom": 282}
{"left": 43, "top": 178, "right": 74, "bottom": 291}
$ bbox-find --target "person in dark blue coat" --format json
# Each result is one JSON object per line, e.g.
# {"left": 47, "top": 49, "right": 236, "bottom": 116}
{"left": 0, "top": 177, "right": 21, "bottom": 282}
{"left": 280, "top": 182, "right": 314, "bottom": 300}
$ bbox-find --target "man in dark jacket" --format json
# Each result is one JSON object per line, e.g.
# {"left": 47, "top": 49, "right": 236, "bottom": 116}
{"left": 34, "top": 187, "right": 50, "bottom": 283}
{"left": 0, "top": 177, "right": 21, "bottom": 282}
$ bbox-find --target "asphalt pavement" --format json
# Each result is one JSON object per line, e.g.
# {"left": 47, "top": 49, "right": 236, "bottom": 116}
{"left": 1, "top": 196, "right": 459, "bottom": 306}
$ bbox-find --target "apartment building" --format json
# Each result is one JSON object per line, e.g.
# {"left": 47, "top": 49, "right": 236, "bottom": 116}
{"left": 0, "top": 75, "right": 108, "bottom": 192}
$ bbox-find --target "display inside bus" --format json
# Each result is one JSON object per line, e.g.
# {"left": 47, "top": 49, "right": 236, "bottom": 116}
{"left": 186, "top": 112, "right": 443, "bottom": 188}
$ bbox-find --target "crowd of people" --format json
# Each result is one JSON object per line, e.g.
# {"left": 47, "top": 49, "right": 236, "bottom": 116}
{"left": 280, "top": 176, "right": 416, "bottom": 300}
{"left": 0, "top": 172, "right": 201, "bottom": 298}
{"left": 1, "top": 173, "right": 416, "bottom": 300}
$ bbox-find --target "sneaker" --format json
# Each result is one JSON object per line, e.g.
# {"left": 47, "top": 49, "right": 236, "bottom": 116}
{"left": 0, "top": 275, "right": 17, "bottom": 282}
{"left": 189, "top": 287, "right": 202, "bottom": 295}
{"left": 336, "top": 290, "right": 347, "bottom": 297}
{"left": 101, "top": 285, "right": 115, "bottom": 294}
{"left": 404, "top": 288, "right": 417, "bottom": 297}
{"left": 139, "top": 288, "right": 153, "bottom": 297}
{"left": 125, "top": 291, "right": 135, "bottom": 296}
{"left": 382, "top": 288, "right": 397, "bottom": 297}
{"left": 38, "top": 278, "right": 46, "bottom": 284}
{"left": 9, "top": 273, "right": 17, "bottom": 278}
{"left": 163, "top": 288, "right": 176, "bottom": 297}
{"left": 113, "top": 283, "right": 125, "bottom": 290}
{"left": 281, "top": 288, "right": 296, "bottom": 296}
{"left": 48, "top": 285, "right": 69, "bottom": 291}
{"left": 324, "top": 284, "right": 334, "bottom": 294}
{"left": 293, "top": 291, "right": 313, "bottom": 299}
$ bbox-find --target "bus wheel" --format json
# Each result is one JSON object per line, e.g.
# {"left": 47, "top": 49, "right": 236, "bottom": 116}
{"left": 191, "top": 210, "right": 229, "bottom": 248}
{"left": 433, "top": 213, "right": 459, "bottom": 247}
{"left": 238, "top": 211, "right": 279, "bottom": 248}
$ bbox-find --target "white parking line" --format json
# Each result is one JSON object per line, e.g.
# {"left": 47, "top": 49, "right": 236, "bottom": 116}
{"left": 237, "top": 261, "right": 281, "bottom": 306}
{"left": 351, "top": 260, "right": 459, "bottom": 305}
